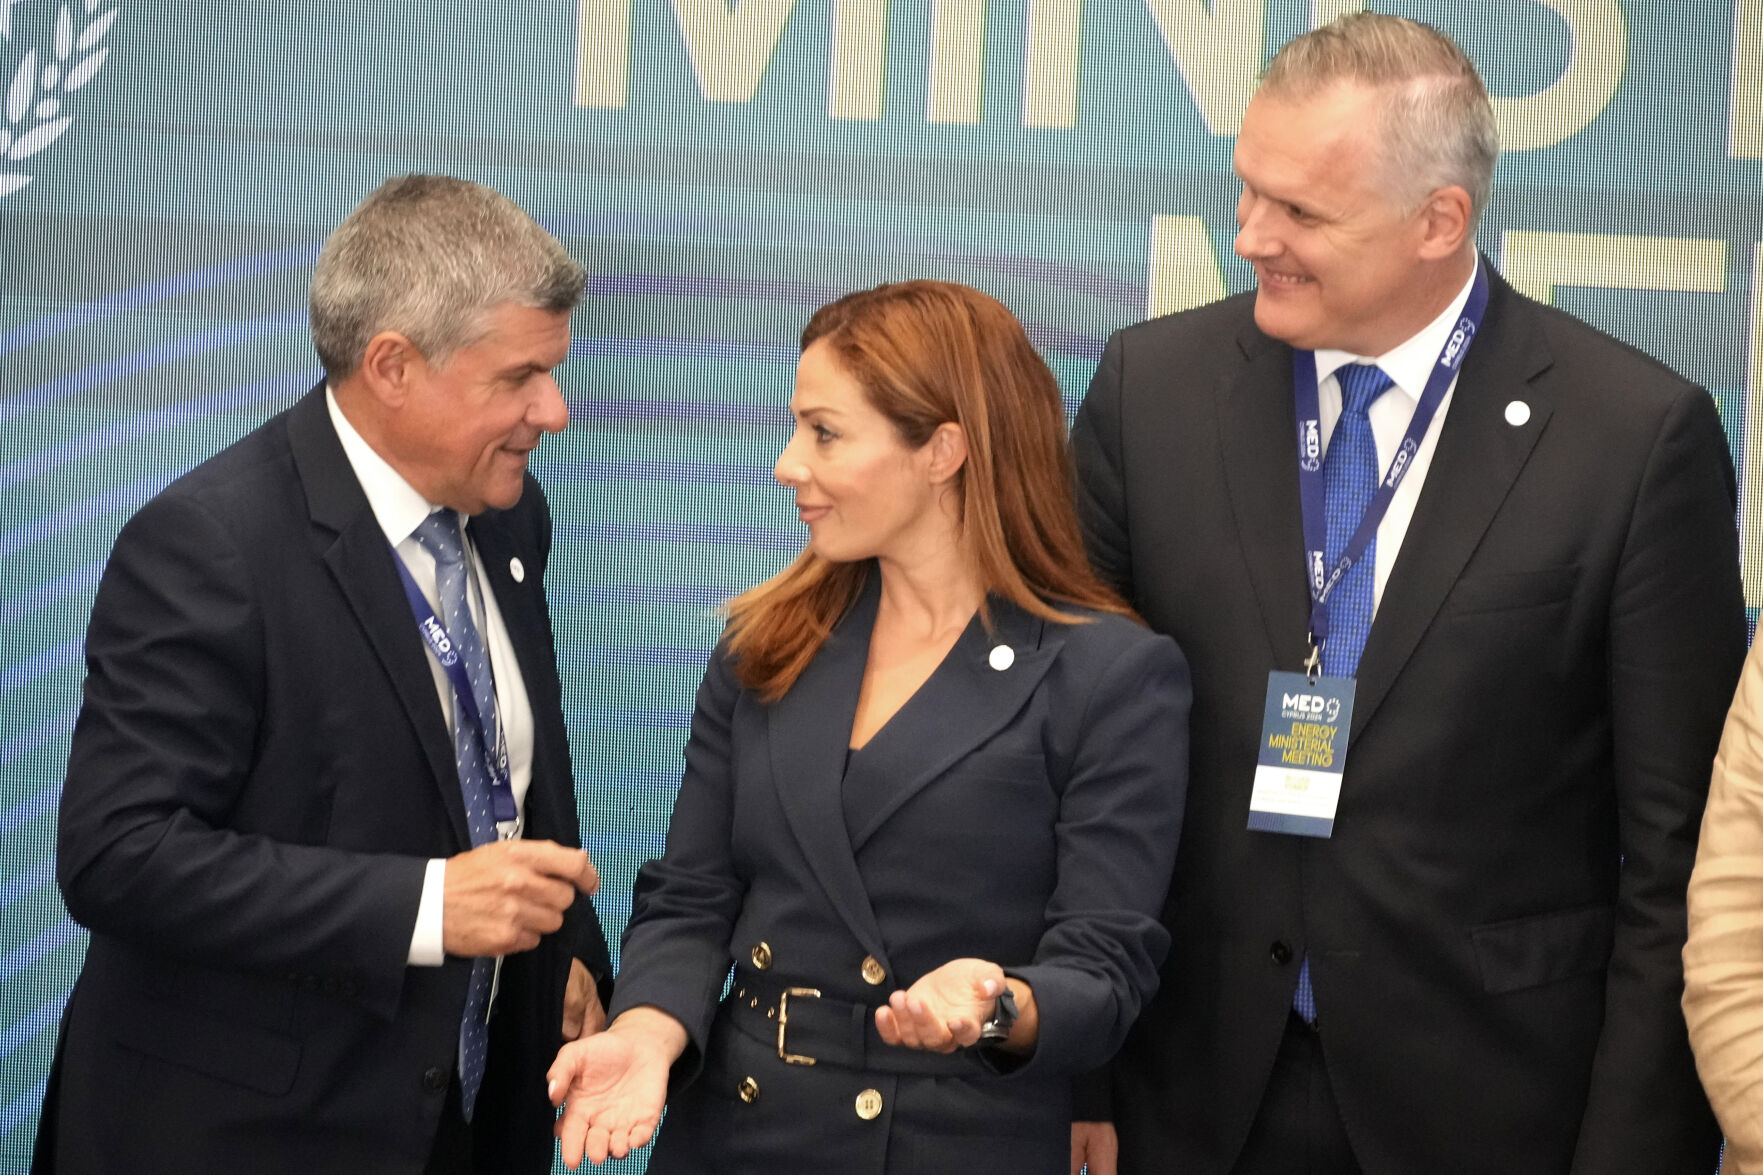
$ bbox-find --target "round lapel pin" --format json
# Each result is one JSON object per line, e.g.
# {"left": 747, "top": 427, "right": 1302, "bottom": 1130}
{"left": 1504, "top": 400, "right": 1531, "bottom": 427}
{"left": 988, "top": 645, "right": 1014, "bottom": 671}
{"left": 509, "top": 557, "right": 525, "bottom": 583}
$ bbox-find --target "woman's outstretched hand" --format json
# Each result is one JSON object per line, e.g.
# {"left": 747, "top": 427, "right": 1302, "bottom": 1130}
{"left": 549, "top": 1007, "right": 686, "bottom": 1168}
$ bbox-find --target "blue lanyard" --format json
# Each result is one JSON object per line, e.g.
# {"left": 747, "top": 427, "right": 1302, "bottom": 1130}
{"left": 391, "top": 548, "right": 518, "bottom": 824}
{"left": 1295, "top": 260, "right": 1490, "bottom": 677}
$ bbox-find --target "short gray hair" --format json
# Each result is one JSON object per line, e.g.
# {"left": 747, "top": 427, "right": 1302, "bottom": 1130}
{"left": 310, "top": 175, "right": 586, "bottom": 380}
{"left": 1262, "top": 13, "right": 1499, "bottom": 230}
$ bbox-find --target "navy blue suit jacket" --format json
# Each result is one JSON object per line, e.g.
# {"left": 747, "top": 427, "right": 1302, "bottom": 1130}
{"left": 35, "top": 386, "right": 610, "bottom": 1174}
{"left": 609, "top": 570, "right": 1190, "bottom": 1175}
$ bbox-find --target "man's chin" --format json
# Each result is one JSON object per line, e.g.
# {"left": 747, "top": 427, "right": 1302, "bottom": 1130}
{"left": 1251, "top": 292, "right": 1315, "bottom": 349}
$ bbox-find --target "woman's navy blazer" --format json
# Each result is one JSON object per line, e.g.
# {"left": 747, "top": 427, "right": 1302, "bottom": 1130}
{"left": 609, "top": 568, "right": 1191, "bottom": 1174}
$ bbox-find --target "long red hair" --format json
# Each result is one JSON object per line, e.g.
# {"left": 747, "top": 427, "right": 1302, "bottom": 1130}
{"left": 724, "top": 281, "right": 1132, "bottom": 701}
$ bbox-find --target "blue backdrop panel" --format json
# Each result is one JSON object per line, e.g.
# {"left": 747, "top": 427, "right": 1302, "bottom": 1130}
{"left": 2, "top": 1, "right": 1760, "bottom": 1170}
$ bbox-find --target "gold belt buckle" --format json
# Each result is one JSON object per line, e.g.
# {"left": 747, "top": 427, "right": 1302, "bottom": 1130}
{"left": 777, "top": 986, "right": 822, "bottom": 1065}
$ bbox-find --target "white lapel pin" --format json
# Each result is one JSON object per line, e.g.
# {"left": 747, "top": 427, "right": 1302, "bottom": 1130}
{"left": 988, "top": 645, "right": 1015, "bottom": 671}
{"left": 509, "top": 557, "right": 525, "bottom": 583}
{"left": 1504, "top": 400, "right": 1531, "bottom": 427}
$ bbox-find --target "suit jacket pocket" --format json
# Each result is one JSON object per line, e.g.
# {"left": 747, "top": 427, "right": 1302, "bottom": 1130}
{"left": 1447, "top": 565, "right": 1579, "bottom": 615}
{"left": 1470, "top": 904, "right": 1614, "bottom": 995}
{"left": 113, "top": 992, "right": 302, "bottom": 1095}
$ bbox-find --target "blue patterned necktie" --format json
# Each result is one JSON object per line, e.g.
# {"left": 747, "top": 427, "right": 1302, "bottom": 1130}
{"left": 1294, "top": 362, "right": 1394, "bottom": 1025}
{"left": 410, "top": 508, "right": 500, "bottom": 1120}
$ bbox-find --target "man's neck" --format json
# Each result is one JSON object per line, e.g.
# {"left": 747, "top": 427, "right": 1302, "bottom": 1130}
{"left": 1348, "top": 249, "right": 1478, "bottom": 359}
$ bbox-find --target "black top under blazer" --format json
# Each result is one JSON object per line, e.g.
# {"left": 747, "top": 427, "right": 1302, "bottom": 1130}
{"left": 608, "top": 568, "right": 1191, "bottom": 1175}
{"left": 36, "top": 387, "right": 611, "bottom": 1175}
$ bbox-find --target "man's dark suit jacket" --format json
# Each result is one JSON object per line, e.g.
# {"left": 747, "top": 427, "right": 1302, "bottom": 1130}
{"left": 1071, "top": 267, "right": 1746, "bottom": 1174}
{"left": 34, "top": 386, "right": 611, "bottom": 1174}
{"left": 608, "top": 572, "right": 1190, "bottom": 1175}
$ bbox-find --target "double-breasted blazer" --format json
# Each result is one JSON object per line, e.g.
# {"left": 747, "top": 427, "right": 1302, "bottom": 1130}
{"left": 1071, "top": 267, "right": 1746, "bottom": 1174}
{"left": 607, "top": 568, "right": 1190, "bottom": 1175}
{"left": 35, "top": 387, "right": 611, "bottom": 1174}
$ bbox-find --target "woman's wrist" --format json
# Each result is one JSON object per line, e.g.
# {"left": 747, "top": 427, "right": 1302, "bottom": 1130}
{"left": 997, "top": 977, "right": 1039, "bottom": 1055}
{"left": 609, "top": 1005, "right": 690, "bottom": 1063}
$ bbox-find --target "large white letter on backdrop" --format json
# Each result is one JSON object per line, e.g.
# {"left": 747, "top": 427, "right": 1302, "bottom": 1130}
{"left": 576, "top": 0, "right": 633, "bottom": 108}
{"left": 576, "top": 0, "right": 802, "bottom": 107}
{"left": 672, "top": 0, "right": 801, "bottom": 102}
{"left": 1023, "top": 0, "right": 1083, "bottom": 128}
{"left": 929, "top": 0, "right": 987, "bottom": 123}
{"left": 1731, "top": 0, "right": 1763, "bottom": 158}
{"left": 1144, "top": 0, "right": 1264, "bottom": 135}
{"left": 1491, "top": 0, "right": 1626, "bottom": 150}
{"left": 1146, "top": 214, "right": 1228, "bottom": 318}
{"left": 829, "top": 0, "right": 887, "bottom": 119}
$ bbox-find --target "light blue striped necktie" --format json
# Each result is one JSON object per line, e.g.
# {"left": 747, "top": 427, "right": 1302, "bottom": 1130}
{"left": 411, "top": 508, "right": 500, "bottom": 1120}
{"left": 1294, "top": 362, "right": 1393, "bottom": 1025}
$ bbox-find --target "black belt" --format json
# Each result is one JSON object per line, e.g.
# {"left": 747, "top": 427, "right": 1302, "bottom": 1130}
{"left": 722, "top": 968, "right": 981, "bottom": 1077}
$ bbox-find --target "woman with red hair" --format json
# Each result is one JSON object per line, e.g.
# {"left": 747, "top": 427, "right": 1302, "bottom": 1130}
{"left": 549, "top": 281, "right": 1190, "bottom": 1174}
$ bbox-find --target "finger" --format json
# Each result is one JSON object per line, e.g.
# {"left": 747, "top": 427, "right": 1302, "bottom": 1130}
{"left": 557, "top": 1101, "right": 590, "bottom": 1169}
{"left": 586, "top": 1122, "right": 612, "bottom": 1166}
{"left": 547, "top": 1050, "right": 581, "bottom": 1105}
{"left": 906, "top": 995, "right": 953, "bottom": 1051}
{"left": 582, "top": 994, "right": 608, "bottom": 1037}
{"left": 630, "top": 1118, "right": 657, "bottom": 1151}
{"left": 517, "top": 874, "right": 579, "bottom": 918}
{"left": 946, "top": 1015, "right": 981, "bottom": 1048}
{"left": 874, "top": 1005, "right": 902, "bottom": 1046}
{"left": 515, "top": 894, "right": 569, "bottom": 936}
{"left": 608, "top": 1123, "right": 631, "bottom": 1160}
{"left": 888, "top": 992, "right": 925, "bottom": 1049}
{"left": 521, "top": 841, "right": 601, "bottom": 894}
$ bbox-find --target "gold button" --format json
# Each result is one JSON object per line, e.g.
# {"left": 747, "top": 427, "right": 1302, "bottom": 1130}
{"left": 860, "top": 956, "right": 885, "bottom": 986}
{"left": 854, "top": 1088, "right": 883, "bottom": 1120}
{"left": 738, "top": 1076, "right": 759, "bottom": 1104}
{"left": 750, "top": 942, "right": 772, "bottom": 970}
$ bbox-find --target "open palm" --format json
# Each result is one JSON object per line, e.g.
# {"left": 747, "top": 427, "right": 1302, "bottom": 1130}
{"left": 549, "top": 1030, "right": 671, "bottom": 1168}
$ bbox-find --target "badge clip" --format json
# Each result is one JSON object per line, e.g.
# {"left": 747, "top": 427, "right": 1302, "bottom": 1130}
{"left": 1303, "top": 634, "right": 1323, "bottom": 685}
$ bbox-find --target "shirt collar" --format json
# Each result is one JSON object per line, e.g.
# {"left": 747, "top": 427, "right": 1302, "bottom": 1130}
{"left": 325, "top": 386, "right": 445, "bottom": 546}
{"left": 1313, "top": 259, "right": 1480, "bottom": 401}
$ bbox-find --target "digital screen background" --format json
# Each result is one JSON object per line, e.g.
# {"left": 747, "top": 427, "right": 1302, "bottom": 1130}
{"left": 3, "top": 1, "right": 1761, "bottom": 1170}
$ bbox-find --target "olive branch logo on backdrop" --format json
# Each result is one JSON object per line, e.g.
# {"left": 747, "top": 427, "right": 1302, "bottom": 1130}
{"left": 2, "top": 0, "right": 116, "bottom": 197}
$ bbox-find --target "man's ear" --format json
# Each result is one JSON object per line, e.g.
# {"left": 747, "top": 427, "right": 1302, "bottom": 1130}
{"left": 1416, "top": 184, "right": 1474, "bottom": 261}
{"left": 926, "top": 421, "right": 969, "bottom": 485}
{"left": 356, "top": 330, "right": 424, "bottom": 408}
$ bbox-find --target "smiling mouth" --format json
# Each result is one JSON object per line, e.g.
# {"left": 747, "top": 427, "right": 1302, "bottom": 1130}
{"left": 1258, "top": 268, "right": 1314, "bottom": 288}
{"left": 796, "top": 504, "right": 830, "bottom": 523}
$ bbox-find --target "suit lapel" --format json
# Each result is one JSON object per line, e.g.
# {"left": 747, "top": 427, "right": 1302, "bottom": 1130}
{"left": 1217, "top": 326, "right": 1311, "bottom": 666}
{"left": 1351, "top": 274, "right": 1555, "bottom": 739}
{"left": 767, "top": 573, "right": 889, "bottom": 959}
{"left": 286, "top": 387, "right": 472, "bottom": 847}
{"left": 844, "top": 600, "right": 1055, "bottom": 850}
{"left": 470, "top": 511, "right": 572, "bottom": 842}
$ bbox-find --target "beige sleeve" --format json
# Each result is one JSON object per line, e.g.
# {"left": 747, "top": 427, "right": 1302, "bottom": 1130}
{"left": 1685, "top": 638, "right": 1763, "bottom": 1172}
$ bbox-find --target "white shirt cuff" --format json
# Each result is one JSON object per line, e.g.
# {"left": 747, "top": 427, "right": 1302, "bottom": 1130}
{"left": 407, "top": 858, "right": 448, "bottom": 966}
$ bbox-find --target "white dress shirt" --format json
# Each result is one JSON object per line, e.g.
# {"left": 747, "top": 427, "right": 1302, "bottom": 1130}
{"left": 326, "top": 389, "right": 535, "bottom": 966}
{"left": 1311, "top": 262, "right": 1479, "bottom": 615}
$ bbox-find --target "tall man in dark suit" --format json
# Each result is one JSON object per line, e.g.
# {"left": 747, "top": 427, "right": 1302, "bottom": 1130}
{"left": 35, "top": 175, "right": 613, "bottom": 1175}
{"left": 1069, "top": 15, "right": 1745, "bottom": 1174}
